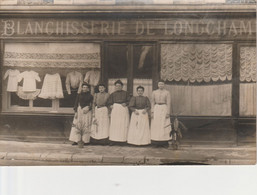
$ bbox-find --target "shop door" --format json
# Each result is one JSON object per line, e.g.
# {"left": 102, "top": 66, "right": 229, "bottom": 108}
{"left": 104, "top": 43, "right": 156, "bottom": 99}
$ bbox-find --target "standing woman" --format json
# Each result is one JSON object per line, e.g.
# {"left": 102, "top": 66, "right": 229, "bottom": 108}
{"left": 151, "top": 80, "right": 172, "bottom": 147}
{"left": 107, "top": 80, "right": 130, "bottom": 144}
{"left": 69, "top": 83, "right": 93, "bottom": 145}
{"left": 91, "top": 84, "right": 110, "bottom": 144}
{"left": 127, "top": 86, "right": 151, "bottom": 146}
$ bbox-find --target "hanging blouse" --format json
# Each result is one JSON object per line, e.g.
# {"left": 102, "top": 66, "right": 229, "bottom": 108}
{"left": 38, "top": 73, "right": 64, "bottom": 99}
{"left": 65, "top": 71, "right": 83, "bottom": 94}
{"left": 84, "top": 70, "right": 100, "bottom": 86}
{"left": 3, "top": 69, "right": 20, "bottom": 92}
{"left": 18, "top": 70, "right": 41, "bottom": 92}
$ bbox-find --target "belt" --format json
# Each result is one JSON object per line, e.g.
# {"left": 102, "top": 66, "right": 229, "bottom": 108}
{"left": 156, "top": 103, "right": 166, "bottom": 105}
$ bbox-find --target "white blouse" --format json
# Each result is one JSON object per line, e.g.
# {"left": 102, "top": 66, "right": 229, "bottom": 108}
{"left": 18, "top": 71, "right": 41, "bottom": 92}
{"left": 3, "top": 69, "right": 20, "bottom": 92}
{"left": 84, "top": 70, "right": 100, "bottom": 86}
{"left": 151, "top": 89, "right": 171, "bottom": 114}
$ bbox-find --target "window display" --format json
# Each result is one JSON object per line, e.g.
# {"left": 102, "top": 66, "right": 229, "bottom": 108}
{"left": 2, "top": 42, "right": 101, "bottom": 114}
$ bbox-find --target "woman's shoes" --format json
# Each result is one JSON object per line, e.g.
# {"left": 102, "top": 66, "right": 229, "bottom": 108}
{"left": 72, "top": 142, "right": 78, "bottom": 146}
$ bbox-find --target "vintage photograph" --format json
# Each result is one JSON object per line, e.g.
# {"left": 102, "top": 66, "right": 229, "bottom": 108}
{"left": 0, "top": 0, "right": 256, "bottom": 165}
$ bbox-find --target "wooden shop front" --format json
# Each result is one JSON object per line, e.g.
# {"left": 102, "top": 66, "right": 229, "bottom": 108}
{"left": 0, "top": 9, "right": 256, "bottom": 144}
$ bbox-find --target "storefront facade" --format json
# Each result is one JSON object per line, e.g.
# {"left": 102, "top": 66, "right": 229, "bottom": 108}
{"left": 0, "top": 2, "right": 256, "bottom": 144}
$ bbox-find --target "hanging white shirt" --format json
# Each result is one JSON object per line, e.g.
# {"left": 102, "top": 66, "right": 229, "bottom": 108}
{"left": 18, "top": 70, "right": 41, "bottom": 92}
{"left": 3, "top": 69, "right": 20, "bottom": 92}
{"left": 84, "top": 70, "right": 100, "bottom": 86}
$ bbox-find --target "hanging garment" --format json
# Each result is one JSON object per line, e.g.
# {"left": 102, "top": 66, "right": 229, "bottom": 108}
{"left": 151, "top": 89, "right": 172, "bottom": 141}
{"left": 38, "top": 73, "right": 64, "bottom": 99}
{"left": 65, "top": 71, "right": 83, "bottom": 94}
{"left": 127, "top": 96, "right": 151, "bottom": 145}
{"left": 16, "top": 86, "right": 41, "bottom": 100}
{"left": 3, "top": 69, "right": 20, "bottom": 92}
{"left": 18, "top": 70, "right": 41, "bottom": 92}
{"left": 84, "top": 70, "right": 101, "bottom": 95}
{"left": 138, "top": 46, "right": 152, "bottom": 69}
{"left": 84, "top": 70, "right": 100, "bottom": 86}
{"left": 91, "top": 92, "right": 110, "bottom": 140}
{"left": 69, "top": 105, "right": 92, "bottom": 143}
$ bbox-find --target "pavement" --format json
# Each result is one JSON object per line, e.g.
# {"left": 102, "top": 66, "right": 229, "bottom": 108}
{"left": 0, "top": 140, "right": 256, "bottom": 166}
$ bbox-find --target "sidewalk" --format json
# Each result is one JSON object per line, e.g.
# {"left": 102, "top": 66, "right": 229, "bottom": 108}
{"left": 0, "top": 140, "right": 255, "bottom": 165}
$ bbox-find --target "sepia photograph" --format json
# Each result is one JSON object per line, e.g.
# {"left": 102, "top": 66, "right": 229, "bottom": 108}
{"left": 0, "top": 0, "right": 256, "bottom": 166}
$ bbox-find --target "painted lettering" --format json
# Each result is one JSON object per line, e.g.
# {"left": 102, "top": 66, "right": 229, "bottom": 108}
{"left": 136, "top": 21, "right": 144, "bottom": 35}
{"left": 1, "top": 20, "right": 15, "bottom": 36}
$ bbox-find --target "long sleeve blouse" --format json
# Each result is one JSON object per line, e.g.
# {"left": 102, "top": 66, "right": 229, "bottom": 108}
{"left": 74, "top": 91, "right": 93, "bottom": 112}
{"left": 128, "top": 96, "right": 151, "bottom": 112}
{"left": 65, "top": 71, "right": 83, "bottom": 94}
{"left": 107, "top": 90, "right": 130, "bottom": 106}
{"left": 151, "top": 89, "right": 171, "bottom": 114}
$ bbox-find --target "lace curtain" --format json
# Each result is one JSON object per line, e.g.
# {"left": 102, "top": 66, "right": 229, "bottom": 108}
{"left": 161, "top": 44, "right": 232, "bottom": 82}
{"left": 4, "top": 43, "right": 100, "bottom": 69}
{"left": 240, "top": 46, "right": 256, "bottom": 82}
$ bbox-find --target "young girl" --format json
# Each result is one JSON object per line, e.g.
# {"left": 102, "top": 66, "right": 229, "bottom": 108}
{"left": 69, "top": 83, "right": 93, "bottom": 145}
{"left": 91, "top": 84, "right": 110, "bottom": 144}
{"left": 107, "top": 79, "right": 130, "bottom": 144}
{"left": 127, "top": 86, "right": 151, "bottom": 146}
{"left": 150, "top": 80, "right": 172, "bottom": 147}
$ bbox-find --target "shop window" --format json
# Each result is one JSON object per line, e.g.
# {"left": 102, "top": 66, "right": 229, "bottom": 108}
{"left": 239, "top": 46, "right": 256, "bottom": 117}
{"left": 160, "top": 43, "right": 233, "bottom": 116}
{"left": 105, "top": 43, "right": 155, "bottom": 98}
{"left": 2, "top": 42, "right": 101, "bottom": 114}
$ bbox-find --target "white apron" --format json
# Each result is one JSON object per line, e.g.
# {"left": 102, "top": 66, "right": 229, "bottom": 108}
{"left": 69, "top": 106, "right": 92, "bottom": 143}
{"left": 109, "top": 103, "right": 129, "bottom": 142}
{"left": 127, "top": 109, "right": 151, "bottom": 145}
{"left": 151, "top": 104, "right": 172, "bottom": 141}
{"left": 91, "top": 106, "right": 109, "bottom": 140}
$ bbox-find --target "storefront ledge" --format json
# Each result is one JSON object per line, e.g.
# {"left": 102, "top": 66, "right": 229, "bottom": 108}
{"left": 102, "top": 155, "right": 124, "bottom": 163}
{"left": 72, "top": 154, "right": 103, "bottom": 163}
{"left": 0, "top": 152, "right": 7, "bottom": 159}
{"left": 123, "top": 156, "right": 145, "bottom": 164}
{"left": 40, "top": 153, "right": 72, "bottom": 162}
{"left": 5, "top": 152, "right": 41, "bottom": 161}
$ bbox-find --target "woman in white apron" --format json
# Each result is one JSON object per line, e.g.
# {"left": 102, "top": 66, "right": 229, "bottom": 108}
{"left": 151, "top": 80, "right": 172, "bottom": 147}
{"left": 107, "top": 80, "right": 130, "bottom": 144}
{"left": 69, "top": 83, "right": 93, "bottom": 145}
{"left": 91, "top": 84, "right": 110, "bottom": 145}
{"left": 127, "top": 86, "right": 151, "bottom": 146}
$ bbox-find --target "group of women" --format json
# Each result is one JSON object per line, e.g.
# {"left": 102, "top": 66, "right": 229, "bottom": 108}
{"left": 69, "top": 79, "right": 172, "bottom": 147}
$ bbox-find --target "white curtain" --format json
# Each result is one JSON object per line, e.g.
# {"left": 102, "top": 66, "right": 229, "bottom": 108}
{"left": 4, "top": 43, "right": 100, "bottom": 69}
{"left": 166, "top": 84, "right": 232, "bottom": 116}
{"left": 133, "top": 79, "right": 152, "bottom": 100}
{"left": 240, "top": 83, "right": 256, "bottom": 116}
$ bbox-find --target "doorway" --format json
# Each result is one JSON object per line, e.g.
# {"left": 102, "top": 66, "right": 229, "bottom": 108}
{"left": 104, "top": 42, "right": 157, "bottom": 99}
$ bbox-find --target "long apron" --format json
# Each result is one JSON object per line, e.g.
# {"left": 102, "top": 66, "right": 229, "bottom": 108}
{"left": 127, "top": 109, "right": 151, "bottom": 145}
{"left": 69, "top": 106, "right": 92, "bottom": 143}
{"left": 91, "top": 106, "right": 109, "bottom": 140}
{"left": 151, "top": 104, "right": 172, "bottom": 141}
{"left": 109, "top": 103, "right": 129, "bottom": 142}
